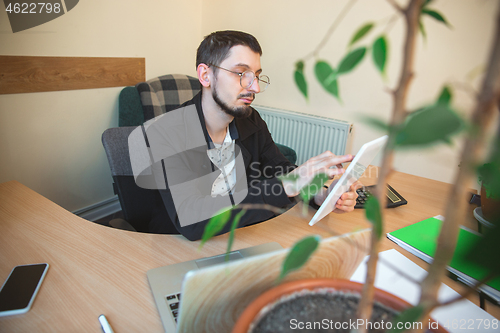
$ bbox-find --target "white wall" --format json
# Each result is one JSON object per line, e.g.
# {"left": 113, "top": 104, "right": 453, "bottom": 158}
{"left": 202, "top": 0, "right": 498, "bottom": 184}
{"left": 0, "top": 0, "right": 201, "bottom": 211}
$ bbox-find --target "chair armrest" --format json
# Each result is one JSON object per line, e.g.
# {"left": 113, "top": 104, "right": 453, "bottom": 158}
{"left": 276, "top": 143, "right": 297, "bottom": 165}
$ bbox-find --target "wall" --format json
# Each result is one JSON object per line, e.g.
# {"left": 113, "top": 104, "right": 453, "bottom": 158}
{"left": 201, "top": 0, "right": 499, "bottom": 185}
{"left": 0, "top": 0, "right": 201, "bottom": 212}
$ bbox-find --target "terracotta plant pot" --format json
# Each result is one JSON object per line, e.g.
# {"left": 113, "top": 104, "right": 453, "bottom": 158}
{"left": 232, "top": 278, "right": 448, "bottom": 333}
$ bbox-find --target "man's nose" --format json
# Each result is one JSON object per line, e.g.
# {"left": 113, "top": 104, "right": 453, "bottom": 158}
{"left": 248, "top": 77, "right": 261, "bottom": 93}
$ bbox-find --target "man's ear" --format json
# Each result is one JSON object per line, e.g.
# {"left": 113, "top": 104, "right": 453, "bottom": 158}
{"left": 197, "top": 64, "right": 211, "bottom": 88}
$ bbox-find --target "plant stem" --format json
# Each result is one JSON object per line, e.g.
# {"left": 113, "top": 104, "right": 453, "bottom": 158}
{"left": 384, "top": 13, "right": 400, "bottom": 34}
{"left": 387, "top": 0, "right": 404, "bottom": 13}
{"left": 356, "top": 0, "right": 423, "bottom": 331}
{"left": 414, "top": 5, "right": 500, "bottom": 331}
{"left": 302, "top": 0, "right": 360, "bottom": 61}
{"left": 450, "top": 80, "right": 478, "bottom": 100}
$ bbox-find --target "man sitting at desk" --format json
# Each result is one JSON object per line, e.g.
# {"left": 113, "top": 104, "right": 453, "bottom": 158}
{"left": 144, "top": 30, "right": 359, "bottom": 241}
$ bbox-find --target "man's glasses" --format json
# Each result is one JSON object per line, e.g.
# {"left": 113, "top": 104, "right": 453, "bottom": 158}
{"left": 209, "top": 64, "right": 270, "bottom": 92}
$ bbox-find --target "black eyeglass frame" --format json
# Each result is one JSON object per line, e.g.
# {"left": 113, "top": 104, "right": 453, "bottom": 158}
{"left": 208, "top": 64, "right": 270, "bottom": 91}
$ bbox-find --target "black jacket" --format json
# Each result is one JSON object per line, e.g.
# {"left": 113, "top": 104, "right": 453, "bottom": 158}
{"left": 149, "top": 92, "right": 297, "bottom": 241}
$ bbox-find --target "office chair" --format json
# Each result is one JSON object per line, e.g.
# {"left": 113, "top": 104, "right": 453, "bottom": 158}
{"left": 101, "top": 75, "right": 202, "bottom": 233}
{"left": 102, "top": 126, "right": 160, "bottom": 233}
{"left": 103, "top": 74, "right": 297, "bottom": 233}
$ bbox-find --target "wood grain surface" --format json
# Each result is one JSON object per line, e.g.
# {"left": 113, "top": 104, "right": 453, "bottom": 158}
{"left": 0, "top": 172, "right": 498, "bottom": 332}
{"left": 0, "top": 56, "right": 145, "bottom": 94}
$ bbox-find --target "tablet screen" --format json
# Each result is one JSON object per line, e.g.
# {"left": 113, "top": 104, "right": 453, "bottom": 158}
{"left": 309, "top": 135, "right": 388, "bottom": 226}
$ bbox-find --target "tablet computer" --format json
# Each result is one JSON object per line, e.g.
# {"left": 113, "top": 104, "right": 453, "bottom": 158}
{"left": 309, "top": 135, "right": 388, "bottom": 226}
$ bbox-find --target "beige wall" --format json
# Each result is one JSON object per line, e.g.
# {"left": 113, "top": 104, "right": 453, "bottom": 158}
{"left": 202, "top": 0, "right": 498, "bottom": 185}
{"left": 0, "top": 0, "right": 497, "bottom": 212}
{"left": 0, "top": 0, "right": 201, "bottom": 211}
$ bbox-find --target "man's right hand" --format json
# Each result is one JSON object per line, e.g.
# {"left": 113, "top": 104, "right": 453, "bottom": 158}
{"left": 282, "top": 151, "right": 354, "bottom": 197}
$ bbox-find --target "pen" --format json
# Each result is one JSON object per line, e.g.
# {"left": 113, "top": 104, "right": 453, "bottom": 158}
{"left": 99, "top": 314, "right": 115, "bottom": 333}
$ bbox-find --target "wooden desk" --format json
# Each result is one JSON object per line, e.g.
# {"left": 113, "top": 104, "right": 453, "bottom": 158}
{"left": 0, "top": 172, "right": 497, "bottom": 332}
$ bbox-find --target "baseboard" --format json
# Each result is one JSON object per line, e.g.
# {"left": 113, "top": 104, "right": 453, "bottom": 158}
{"left": 73, "top": 196, "right": 122, "bottom": 222}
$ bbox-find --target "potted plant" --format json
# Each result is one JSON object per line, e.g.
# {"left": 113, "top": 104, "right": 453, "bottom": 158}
{"left": 201, "top": 0, "right": 500, "bottom": 332}
{"left": 232, "top": 279, "right": 448, "bottom": 333}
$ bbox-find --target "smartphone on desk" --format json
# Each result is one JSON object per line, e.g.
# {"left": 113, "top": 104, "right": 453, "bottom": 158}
{"left": 355, "top": 184, "right": 407, "bottom": 209}
{"left": 0, "top": 263, "right": 49, "bottom": 317}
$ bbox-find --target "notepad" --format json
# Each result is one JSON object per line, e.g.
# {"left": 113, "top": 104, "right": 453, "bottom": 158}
{"left": 351, "top": 249, "right": 499, "bottom": 332}
{"left": 387, "top": 215, "right": 500, "bottom": 303}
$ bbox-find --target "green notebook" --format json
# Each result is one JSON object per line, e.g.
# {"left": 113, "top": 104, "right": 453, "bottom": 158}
{"left": 387, "top": 216, "right": 500, "bottom": 299}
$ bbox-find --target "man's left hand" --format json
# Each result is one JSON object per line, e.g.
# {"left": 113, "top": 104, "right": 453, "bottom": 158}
{"left": 313, "top": 181, "right": 363, "bottom": 214}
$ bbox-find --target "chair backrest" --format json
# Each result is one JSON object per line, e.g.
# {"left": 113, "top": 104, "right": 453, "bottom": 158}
{"left": 108, "top": 74, "right": 200, "bottom": 233}
{"left": 118, "top": 86, "right": 144, "bottom": 127}
{"left": 135, "top": 74, "right": 201, "bottom": 122}
{"left": 102, "top": 126, "right": 158, "bottom": 233}
{"left": 118, "top": 73, "right": 297, "bottom": 163}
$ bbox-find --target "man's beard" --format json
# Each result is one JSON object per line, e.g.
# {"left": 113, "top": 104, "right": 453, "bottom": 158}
{"left": 212, "top": 83, "right": 253, "bottom": 119}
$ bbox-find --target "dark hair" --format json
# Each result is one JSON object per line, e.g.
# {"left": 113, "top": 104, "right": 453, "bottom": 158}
{"left": 196, "top": 30, "right": 262, "bottom": 71}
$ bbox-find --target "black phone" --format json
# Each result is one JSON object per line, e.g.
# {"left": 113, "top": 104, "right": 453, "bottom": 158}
{"left": 0, "top": 263, "right": 49, "bottom": 317}
{"left": 355, "top": 184, "right": 407, "bottom": 209}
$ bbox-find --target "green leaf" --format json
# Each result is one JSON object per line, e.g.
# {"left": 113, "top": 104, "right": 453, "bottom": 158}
{"left": 337, "top": 47, "right": 367, "bottom": 76}
{"left": 294, "top": 66, "right": 308, "bottom": 100}
{"left": 437, "top": 86, "right": 452, "bottom": 105}
{"left": 422, "top": 9, "right": 451, "bottom": 27}
{"left": 349, "top": 23, "right": 374, "bottom": 47}
{"left": 372, "top": 36, "right": 388, "bottom": 75}
{"left": 389, "top": 305, "right": 425, "bottom": 333}
{"left": 314, "top": 60, "right": 340, "bottom": 100}
{"left": 294, "top": 70, "right": 308, "bottom": 100}
{"left": 395, "top": 104, "right": 463, "bottom": 148}
{"left": 226, "top": 210, "right": 246, "bottom": 261}
{"left": 279, "top": 173, "right": 300, "bottom": 183}
{"left": 419, "top": 20, "right": 427, "bottom": 41}
{"left": 199, "top": 208, "right": 232, "bottom": 249}
{"left": 365, "top": 195, "right": 383, "bottom": 240}
{"left": 278, "top": 235, "right": 320, "bottom": 282}
{"left": 299, "top": 173, "right": 329, "bottom": 203}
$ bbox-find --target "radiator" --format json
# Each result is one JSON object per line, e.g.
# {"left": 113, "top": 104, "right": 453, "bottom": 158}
{"left": 253, "top": 105, "right": 352, "bottom": 165}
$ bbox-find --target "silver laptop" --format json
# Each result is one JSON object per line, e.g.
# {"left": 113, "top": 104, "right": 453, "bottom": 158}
{"left": 147, "top": 229, "right": 370, "bottom": 333}
{"left": 147, "top": 242, "right": 283, "bottom": 333}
